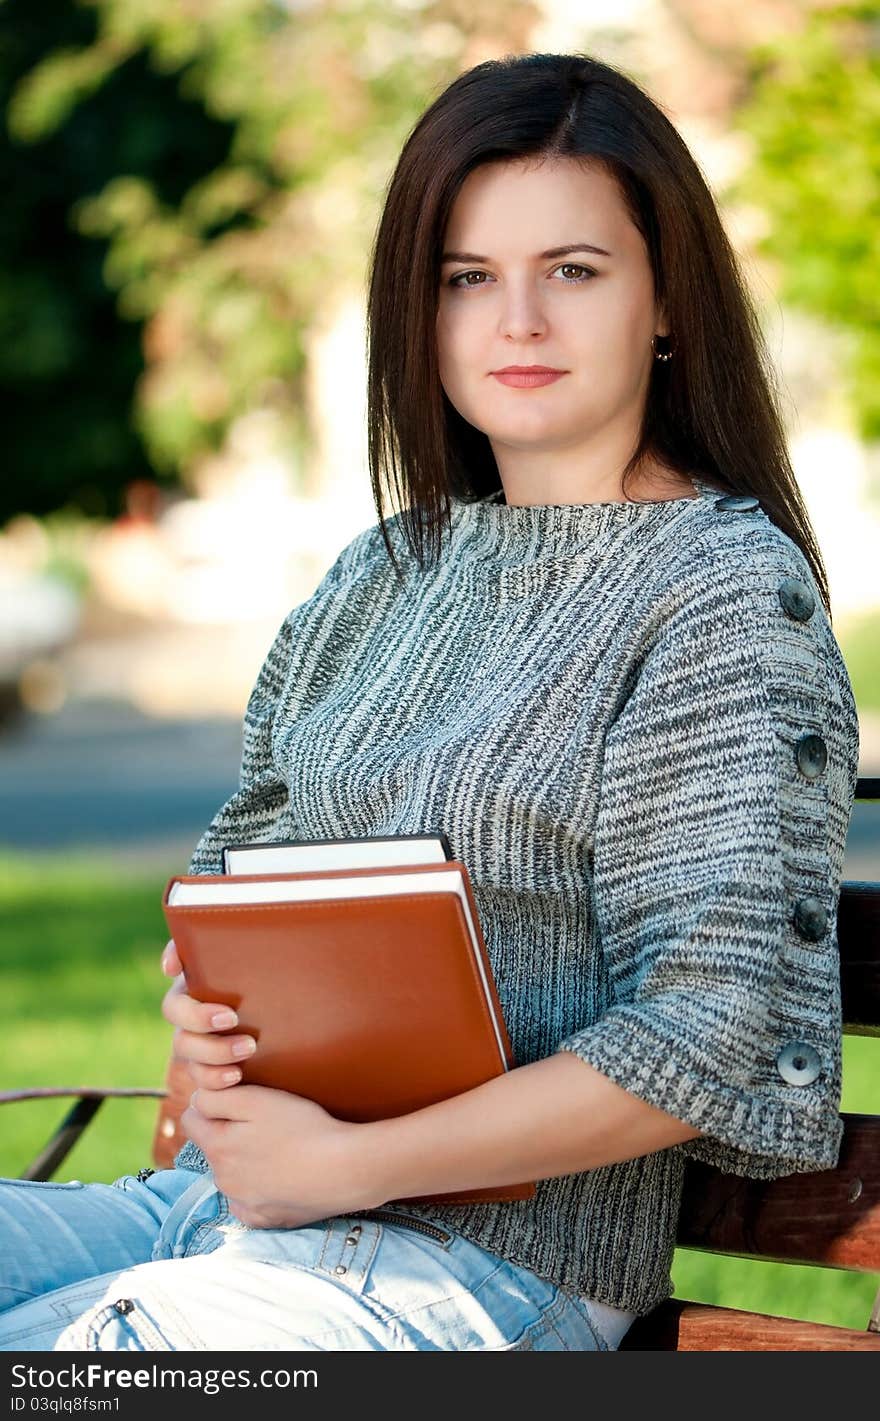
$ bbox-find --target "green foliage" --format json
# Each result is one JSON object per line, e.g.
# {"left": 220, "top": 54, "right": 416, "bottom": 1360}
{"left": 0, "top": 0, "right": 237, "bottom": 522}
{"left": 730, "top": 2, "right": 880, "bottom": 441}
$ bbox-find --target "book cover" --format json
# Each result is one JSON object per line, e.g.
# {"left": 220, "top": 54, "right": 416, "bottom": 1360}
{"left": 163, "top": 861, "right": 535, "bottom": 1207}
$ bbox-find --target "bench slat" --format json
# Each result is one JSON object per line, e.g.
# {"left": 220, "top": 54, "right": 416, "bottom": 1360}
{"left": 619, "top": 1298, "right": 880, "bottom": 1350}
{"left": 678, "top": 1114, "right": 880, "bottom": 1269}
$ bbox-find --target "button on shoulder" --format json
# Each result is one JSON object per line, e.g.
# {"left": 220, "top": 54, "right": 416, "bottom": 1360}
{"left": 714, "top": 494, "right": 761, "bottom": 513}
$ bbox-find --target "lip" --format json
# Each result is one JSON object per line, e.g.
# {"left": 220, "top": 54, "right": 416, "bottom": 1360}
{"left": 491, "top": 366, "right": 567, "bottom": 388}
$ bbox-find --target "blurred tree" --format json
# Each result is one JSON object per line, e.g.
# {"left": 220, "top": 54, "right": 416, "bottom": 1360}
{"left": 2, "top": 0, "right": 541, "bottom": 522}
{"left": 725, "top": 2, "right": 880, "bottom": 443}
{"left": 0, "top": 0, "right": 238, "bottom": 521}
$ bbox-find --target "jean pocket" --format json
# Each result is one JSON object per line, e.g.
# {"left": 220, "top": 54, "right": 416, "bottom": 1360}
{"left": 497, "top": 1285, "right": 606, "bottom": 1352}
{"left": 347, "top": 1208, "right": 454, "bottom": 1249}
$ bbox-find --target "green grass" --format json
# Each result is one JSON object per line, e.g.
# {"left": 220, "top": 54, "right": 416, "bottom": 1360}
{"left": 2, "top": 850, "right": 878, "bottom": 1334}
{"left": 2, "top": 852, "right": 174, "bottom": 1180}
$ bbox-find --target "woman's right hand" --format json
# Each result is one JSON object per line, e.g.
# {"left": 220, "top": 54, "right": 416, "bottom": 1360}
{"left": 160, "top": 938, "right": 257, "bottom": 1090}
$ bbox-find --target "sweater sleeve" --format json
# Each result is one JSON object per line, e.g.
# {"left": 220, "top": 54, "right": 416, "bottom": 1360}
{"left": 555, "top": 540, "right": 860, "bottom": 1180}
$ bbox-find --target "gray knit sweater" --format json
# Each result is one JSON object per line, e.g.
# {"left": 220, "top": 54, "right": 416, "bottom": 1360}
{"left": 174, "top": 473, "right": 860, "bottom": 1315}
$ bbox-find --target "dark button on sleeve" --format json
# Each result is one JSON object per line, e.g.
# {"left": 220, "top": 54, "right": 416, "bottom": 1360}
{"left": 714, "top": 494, "right": 760, "bottom": 512}
{"left": 796, "top": 732, "right": 827, "bottom": 779}
{"left": 778, "top": 577, "right": 815, "bottom": 622}
{"left": 793, "top": 895, "right": 828, "bottom": 940}
{"left": 776, "top": 1041, "right": 822, "bottom": 1086}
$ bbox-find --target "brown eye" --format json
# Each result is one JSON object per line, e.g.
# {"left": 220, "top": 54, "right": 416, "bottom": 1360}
{"left": 447, "top": 271, "right": 487, "bottom": 288}
{"left": 556, "top": 264, "right": 596, "bottom": 282}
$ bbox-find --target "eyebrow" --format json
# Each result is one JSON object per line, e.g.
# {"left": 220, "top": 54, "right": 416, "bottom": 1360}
{"left": 440, "top": 242, "right": 612, "bottom": 264}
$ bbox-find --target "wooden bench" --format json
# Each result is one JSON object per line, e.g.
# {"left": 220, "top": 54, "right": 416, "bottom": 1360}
{"left": 4, "top": 778, "right": 879, "bottom": 1350}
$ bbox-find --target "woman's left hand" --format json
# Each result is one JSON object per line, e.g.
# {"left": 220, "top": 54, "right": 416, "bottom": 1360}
{"left": 180, "top": 1084, "right": 383, "bottom": 1228}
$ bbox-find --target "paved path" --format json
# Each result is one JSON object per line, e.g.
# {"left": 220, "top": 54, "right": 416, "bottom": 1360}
{"left": 0, "top": 700, "right": 241, "bottom": 865}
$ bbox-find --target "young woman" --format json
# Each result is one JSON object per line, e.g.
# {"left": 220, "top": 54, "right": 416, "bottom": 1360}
{"left": 0, "top": 51, "right": 859, "bottom": 1352}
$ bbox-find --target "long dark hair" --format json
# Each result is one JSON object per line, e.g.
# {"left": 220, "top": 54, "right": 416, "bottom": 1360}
{"left": 365, "top": 52, "right": 831, "bottom": 617}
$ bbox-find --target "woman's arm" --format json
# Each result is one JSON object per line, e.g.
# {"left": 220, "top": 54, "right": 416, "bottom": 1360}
{"left": 177, "top": 1050, "right": 702, "bottom": 1227}
{"left": 352, "top": 1051, "right": 703, "bottom": 1205}
{"left": 163, "top": 938, "right": 699, "bottom": 1207}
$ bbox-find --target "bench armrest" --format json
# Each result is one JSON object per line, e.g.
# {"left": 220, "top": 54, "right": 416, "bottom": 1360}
{"left": 2, "top": 1087, "right": 167, "bottom": 1182}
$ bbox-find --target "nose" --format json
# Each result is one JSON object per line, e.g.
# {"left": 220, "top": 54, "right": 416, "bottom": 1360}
{"left": 497, "top": 281, "right": 549, "bottom": 341}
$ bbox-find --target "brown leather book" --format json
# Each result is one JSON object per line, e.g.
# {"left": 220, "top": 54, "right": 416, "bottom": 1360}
{"left": 162, "top": 860, "right": 536, "bottom": 1207}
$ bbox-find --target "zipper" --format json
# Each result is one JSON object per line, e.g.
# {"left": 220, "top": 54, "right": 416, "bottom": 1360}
{"left": 348, "top": 1207, "right": 453, "bottom": 1245}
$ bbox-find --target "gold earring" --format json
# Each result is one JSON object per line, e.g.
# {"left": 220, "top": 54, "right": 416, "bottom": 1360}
{"left": 652, "top": 334, "right": 676, "bottom": 362}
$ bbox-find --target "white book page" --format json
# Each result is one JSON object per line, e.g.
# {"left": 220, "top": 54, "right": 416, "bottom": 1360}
{"left": 224, "top": 838, "right": 448, "bottom": 874}
{"left": 167, "top": 869, "right": 506, "bottom": 1068}
{"left": 169, "top": 870, "right": 462, "bottom": 906}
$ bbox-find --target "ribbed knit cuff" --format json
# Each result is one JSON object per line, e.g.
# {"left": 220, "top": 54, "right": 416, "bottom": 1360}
{"left": 172, "top": 1139, "right": 212, "bottom": 1174}
{"left": 556, "top": 1006, "right": 844, "bottom": 1180}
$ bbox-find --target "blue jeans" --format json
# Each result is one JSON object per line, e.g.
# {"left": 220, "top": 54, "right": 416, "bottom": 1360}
{"left": 0, "top": 1169, "right": 616, "bottom": 1351}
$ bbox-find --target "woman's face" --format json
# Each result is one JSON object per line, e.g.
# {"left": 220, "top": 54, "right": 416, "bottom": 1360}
{"left": 436, "top": 156, "right": 668, "bottom": 493}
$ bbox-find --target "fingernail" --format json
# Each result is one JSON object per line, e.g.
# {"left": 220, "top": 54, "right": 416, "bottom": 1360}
{"left": 221, "top": 1069, "right": 242, "bottom": 1084}
{"left": 231, "top": 1037, "right": 256, "bottom": 1058}
{"left": 211, "top": 1010, "right": 238, "bottom": 1029}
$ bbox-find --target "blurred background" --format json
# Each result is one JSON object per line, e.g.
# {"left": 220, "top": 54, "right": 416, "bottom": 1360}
{"left": 2, "top": 0, "right": 879, "bottom": 1331}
